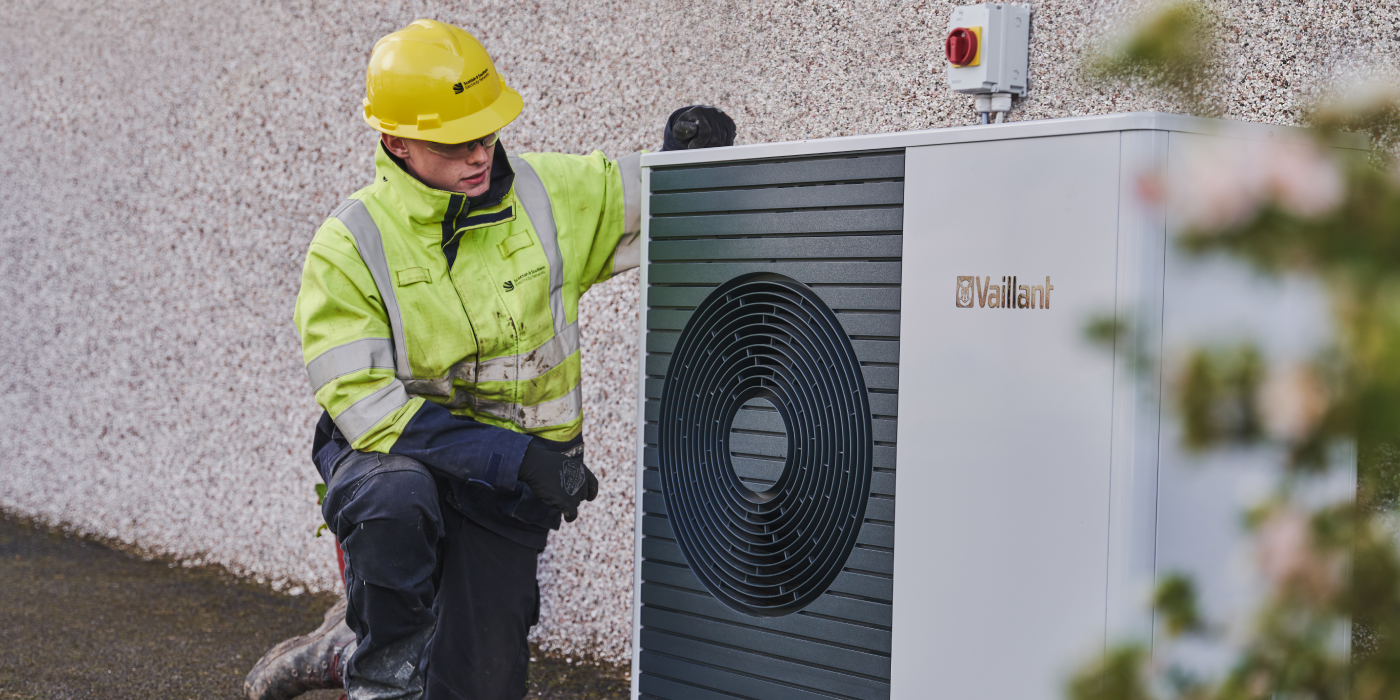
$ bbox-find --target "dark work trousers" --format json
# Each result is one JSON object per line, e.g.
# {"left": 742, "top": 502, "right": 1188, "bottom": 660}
{"left": 323, "top": 450, "right": 541, "bottom": 700}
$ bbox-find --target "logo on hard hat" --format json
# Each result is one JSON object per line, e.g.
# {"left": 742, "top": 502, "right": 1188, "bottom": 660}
{"left": 956, "top": 275, "right": 1055, "bottom": 309}
{"left": 452, "top": 69, "right": 491, "bottom": 95}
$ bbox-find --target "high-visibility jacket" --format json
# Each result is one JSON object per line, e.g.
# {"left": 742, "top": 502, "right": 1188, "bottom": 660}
{"left": 294, "top": 142, "right": 640, "bottom": 533}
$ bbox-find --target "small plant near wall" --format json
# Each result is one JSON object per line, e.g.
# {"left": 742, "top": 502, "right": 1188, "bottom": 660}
{"left": 1071, "top": 3, "right": 1400, "bottom": 700}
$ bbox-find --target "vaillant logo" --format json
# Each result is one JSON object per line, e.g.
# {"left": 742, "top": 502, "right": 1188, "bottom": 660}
{"left": 956, "top": 276, "right": 1054, "bottom": 309}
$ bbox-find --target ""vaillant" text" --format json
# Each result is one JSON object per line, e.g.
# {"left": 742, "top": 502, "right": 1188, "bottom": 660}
{"left": 955, "top": 276, "right": 1054, "bottom": 309}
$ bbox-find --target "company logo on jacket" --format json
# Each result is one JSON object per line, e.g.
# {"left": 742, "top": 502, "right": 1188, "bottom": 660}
{"left": 956, "top": 276, "right": 1054, "bottom": 309}
{"left": 503, "top": 266, "right": 547, "bottom": 292}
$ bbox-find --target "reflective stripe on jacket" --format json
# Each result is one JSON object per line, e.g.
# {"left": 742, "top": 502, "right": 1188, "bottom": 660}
{"left": 294, "top": 143, "right": 641, "bottom": 463}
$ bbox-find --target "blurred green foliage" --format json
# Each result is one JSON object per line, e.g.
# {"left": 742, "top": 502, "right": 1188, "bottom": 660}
{"left": 1084, "top": 1, "right": 1219, "bottom": 113}
{"left": 1176, "top": 345, "right": 1263, "bottom": 451}
{"left": 314, "top": 484, "right": 328, "bottom": 538}
{"left": 1068, "top": 646, "right": 1156, "bottom": 700}
{"left": 1153, "top": 575, "right": 1203, "bottom": 637}
{"left": 1084, "top": 313, "right": 1127, "bottom": 348}
{"left": 1070, "top": 2, "right": 1400, "bottom": 700}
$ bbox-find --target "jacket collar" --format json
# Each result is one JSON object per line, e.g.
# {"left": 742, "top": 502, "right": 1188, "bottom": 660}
{"left": 375, "top": 140, "right": 517, "bottom": 230}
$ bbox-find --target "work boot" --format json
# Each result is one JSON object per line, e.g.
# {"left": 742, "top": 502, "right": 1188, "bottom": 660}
{"left": 245, "top": 596, "right": 356, "bottom": 700}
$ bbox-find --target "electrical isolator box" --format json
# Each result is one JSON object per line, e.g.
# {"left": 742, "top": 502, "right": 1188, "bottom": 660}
{"left": 946, "top": 3, "right": 1030, "bottom": 95}
{"left": 632, "top": 113, "right": 1362, "bottom": 700}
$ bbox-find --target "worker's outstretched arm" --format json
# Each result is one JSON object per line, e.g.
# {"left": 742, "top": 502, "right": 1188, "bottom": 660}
{"left": 521, "top": 105, "right": 735, "bottom": 300}
{"left": 517, "top": 150, "right": 642, "bottom": 296}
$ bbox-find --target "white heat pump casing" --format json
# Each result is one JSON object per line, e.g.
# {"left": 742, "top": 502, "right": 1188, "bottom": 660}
{"left": 634, "top": 113, "right": 1361, "bottom": 700}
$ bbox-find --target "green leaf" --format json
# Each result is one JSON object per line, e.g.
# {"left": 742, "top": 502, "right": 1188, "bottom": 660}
{"left": 315, "top": 483, "right": 327, "bottom": 506}
{"left": 1066, "top": 645, "right": 1155, "bottom": 700}
{"left": 1153, "top": 574, "right": 1202, "bottom": 637}
{"left": 314, "top": 523, "right": 328, "bottom": 539}
{"left": 1082, "top": 0, "right": 1220, "bottom": 113}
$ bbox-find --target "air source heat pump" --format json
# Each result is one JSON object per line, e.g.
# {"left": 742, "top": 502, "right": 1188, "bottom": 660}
{"left": 630, "top": 113, "right": 1359, "bottom": 700}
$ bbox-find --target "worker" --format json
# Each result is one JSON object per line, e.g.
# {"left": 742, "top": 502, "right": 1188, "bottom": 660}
{"left": 242, "top": 19, "right": 734, "bottom": 700}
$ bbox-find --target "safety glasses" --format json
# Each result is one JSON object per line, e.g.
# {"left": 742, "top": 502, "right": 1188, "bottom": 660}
{"left": 426, "top": 131, "right": 499, "bottom": 158}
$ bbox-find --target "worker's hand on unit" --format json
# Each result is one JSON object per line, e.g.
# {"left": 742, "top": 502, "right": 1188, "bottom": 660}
{"left": 517, "top": 441, "right": 599, "bottom": 522}
{"left": 662, "top": 105, "right": 736, "bottom": 151}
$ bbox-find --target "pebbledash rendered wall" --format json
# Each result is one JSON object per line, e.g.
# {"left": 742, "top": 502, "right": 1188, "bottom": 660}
{"left": 1, "top": 0, "right": 1395, "bottom": 663}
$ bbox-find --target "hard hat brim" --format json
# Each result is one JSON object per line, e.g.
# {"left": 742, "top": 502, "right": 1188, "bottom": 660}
{"left": 365, "top": 84, "right": 524, "bottom": 145}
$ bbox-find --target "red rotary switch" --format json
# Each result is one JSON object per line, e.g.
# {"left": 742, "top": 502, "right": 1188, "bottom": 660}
{"left": 946, "top": 27, "right": 978, "bottom": 67}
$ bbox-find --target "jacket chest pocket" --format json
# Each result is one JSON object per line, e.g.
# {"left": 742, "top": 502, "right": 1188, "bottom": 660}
{"left": 395, "top": 267, "right": 432, "bottom": 287}
{"left": 497, "top": 231, "right": 534, "bottom": 259}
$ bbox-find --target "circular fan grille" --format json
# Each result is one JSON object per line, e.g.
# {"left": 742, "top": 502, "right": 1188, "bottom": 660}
{"left": 658, "top": 272, "right": 873, "bottom": 617}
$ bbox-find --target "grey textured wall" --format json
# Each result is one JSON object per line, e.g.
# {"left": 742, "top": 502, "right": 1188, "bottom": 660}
{"left": 2, "top": 0, "right": 1394, "bottom": 663}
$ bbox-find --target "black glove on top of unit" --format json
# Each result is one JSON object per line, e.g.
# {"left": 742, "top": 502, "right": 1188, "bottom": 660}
{"left": 662, "top": 105, "right": 736, "bottom": 151}
{"left": 516, "top": 441, "right": 599, "bottom": 523}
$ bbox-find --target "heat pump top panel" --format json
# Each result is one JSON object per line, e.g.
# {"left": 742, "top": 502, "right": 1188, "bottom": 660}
{"left": 633, "top": 113, "right": 1362, "bottom": 700}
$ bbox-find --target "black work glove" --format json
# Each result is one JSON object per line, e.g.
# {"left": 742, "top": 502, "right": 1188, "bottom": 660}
{"left": 516, "top": 441, "right": 599, "bottom": 523}
{"left": 662, "top": 105, "right": 736, "bottom": 151}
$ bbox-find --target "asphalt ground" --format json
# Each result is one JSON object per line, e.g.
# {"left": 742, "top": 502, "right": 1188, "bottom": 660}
{"left": 0, "top": 513, "right": 628, "bottom": 700}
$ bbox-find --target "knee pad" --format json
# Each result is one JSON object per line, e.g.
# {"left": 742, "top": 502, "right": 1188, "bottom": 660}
{"left": 332, "top": 455, "right": 445, "bottom": 591}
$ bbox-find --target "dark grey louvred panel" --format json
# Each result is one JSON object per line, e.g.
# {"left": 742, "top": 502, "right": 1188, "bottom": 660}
{"left": 641, "top": 151, "right": 903, "bottom": 700}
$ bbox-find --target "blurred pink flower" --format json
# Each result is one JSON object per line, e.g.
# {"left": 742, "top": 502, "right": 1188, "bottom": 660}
{"left": 1256, "top": 506, "right": 1340, "bottom": 602}
{"left": 1258, "top": 363, "right": 1330, "bottom": 443}
{"left": 1257, "top": 507, "right": 1310, "bottom": 584}
{"left": 1313, "top": 78, "right": 1400, "bottom": 127}
{"left": 1168, "top": 139, "right": 1344, "bottom": 232}
{"left": 1268, "top": 142, "right": 1345, "bottom": 219}
{"left": 1172, "top": 142, "right": 1270, "bottom": 231}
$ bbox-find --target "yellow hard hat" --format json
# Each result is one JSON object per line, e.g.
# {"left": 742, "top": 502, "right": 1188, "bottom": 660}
{"left": 362, "top": 20, "right": 524, "bottom": 144}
